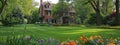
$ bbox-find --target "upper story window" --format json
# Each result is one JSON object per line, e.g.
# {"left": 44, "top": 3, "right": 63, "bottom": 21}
{"left": 45, "top": 5, "right": 49, "bottom": 8}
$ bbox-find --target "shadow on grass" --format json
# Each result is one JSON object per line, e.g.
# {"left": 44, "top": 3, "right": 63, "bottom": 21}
{"left": 86, "top": 26, "right": 120, "bottom": 30}
{"left": 97, "top": 27, "right": 120, "bottom": 30}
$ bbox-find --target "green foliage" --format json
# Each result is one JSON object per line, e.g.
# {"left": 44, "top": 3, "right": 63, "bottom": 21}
{"left": 108, "top": 14, "right": 120, "bottom": 26}
{"left": 102, "top": 13, "right": 120, "bottom": 26}
{"left": 75, "top": 17, "right": 81, "bottom": 24}
{"left": 18, "top": 0, "right": 34, "bottom": 16}
{"left": 31, "top": 8, "right": 40, "bottom": 23}
{"left": 3, "top": 35, "right": 43, "bottom": 45}
{"left": 0, "top": 0, "right": 39, "bottom": 25}
{"left": 74, "top": 0, "right": 115, "bottom": 25}
{"left": 100, "top": 0, "right": 114, "bottom": 16}
{"left": 1, "top": 7, "right": 23, "bottom": 26}
{"left": 85, "top": 13, "right": 103, "bottom": 25}
{"left": 5, "top": 36, "right": 30, "bottom": 45}
{"left": 52, "top": 1, "right": 69, "bottom": 16}
{"left": 74, "top": 0, "right": 94, "bottom": 24}
{"left": 16, "top": 0, "right": 39, "bottom": 23}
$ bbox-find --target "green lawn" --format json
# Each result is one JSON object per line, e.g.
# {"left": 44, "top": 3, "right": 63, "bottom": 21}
{"left": 0, "top": 24, "right": 120, "bottom": 41}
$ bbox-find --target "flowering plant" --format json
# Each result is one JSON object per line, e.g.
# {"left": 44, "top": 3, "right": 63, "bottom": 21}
{"left": 0, "top": 35, "right": 119, "bottom": 45}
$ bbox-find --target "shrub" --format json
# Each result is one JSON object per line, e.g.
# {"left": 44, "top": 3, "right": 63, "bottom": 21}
{"left": 31, "top": 8, "right": 40, "bottom": 24}
{"left": 85, "top": 13, "right": 103, "bottom": 25}
{"left": 1, "top": 7, "right": 23, "bottom": 26}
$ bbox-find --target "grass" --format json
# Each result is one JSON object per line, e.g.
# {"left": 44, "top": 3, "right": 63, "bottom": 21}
{"left": 0, "top": 24, "right": 120, "bottom": 42}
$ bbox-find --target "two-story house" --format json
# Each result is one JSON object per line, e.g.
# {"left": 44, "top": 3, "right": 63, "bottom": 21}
{"left": 40, "top": 0, "right": 76, "bottom": 24}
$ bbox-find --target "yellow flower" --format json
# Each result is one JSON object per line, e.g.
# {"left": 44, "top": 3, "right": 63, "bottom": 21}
{"left": 97, "top": 35, "right": 102, "bottom": 39}
{"left": 78, "top": 36, "right": 87, "bottom": 43}
{"left": 61, "top": 42, "right": 65, "bottom": 45}
{"left": 89, "top": 36, "right": 93, "bottom": 40}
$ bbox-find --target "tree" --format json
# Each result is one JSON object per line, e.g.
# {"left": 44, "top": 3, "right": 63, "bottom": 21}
{"left": 87, "top": 0, "right": 102, "bottom": 26}
{"left": 115, "top": 0, "right": 120, "bottom": 25}
{"left": 1, "top": 7, "right": 23, "bottom": 26}
{"left": 100, "top": 0, "right": 114, "bottom": 16}
{"left": 0, "top": 0, "right": 38, "bottom": 25}
{"left": 31, "top": 8, "right": 39, "bottom": 23}
{"left": 18, "top": 0, "right": 34, "bottom": 16}
{"left": 17, "top": 0, "right": 39, "bottom": 23}
{"left": 52, "top": 0, "right": 69, "bottom": 16}
{"left": 0, "top": 0, "right": 19, "bottom": 23}
{"left": 74, "top": 0, "right": 93, "bottom": 24}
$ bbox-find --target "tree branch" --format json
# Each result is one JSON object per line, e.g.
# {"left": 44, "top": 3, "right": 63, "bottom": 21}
{"left": 89, "top": 1, "right": 97, "bottom": 12}
{"left": 0, "top": 0, "right": 7, "bottom": 16}
{"left": 93, "top": 1, "right": 97, "bottom": 6}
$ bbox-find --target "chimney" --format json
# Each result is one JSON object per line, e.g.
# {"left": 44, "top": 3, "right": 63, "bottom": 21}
{"left": 40, "top": 0, "right": 43, "bottom": 16}
{"left": 40, "top": 0, "right": 43, "bottom": 4}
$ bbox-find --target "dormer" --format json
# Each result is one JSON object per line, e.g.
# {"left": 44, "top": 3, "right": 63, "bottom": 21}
{"left": 44, "top": 2, "right": 50, "bottom": 8}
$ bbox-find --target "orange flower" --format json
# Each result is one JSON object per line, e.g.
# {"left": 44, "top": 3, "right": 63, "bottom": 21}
{"left": 107, "top": 43, "right": 115, "bottom": 45}
{"left": 61, "top": 42, "right": 70, "bottom": 45}
{"left": 66, "top": 42, "right": 70, "bottom": 45}
{"left": 69, "top": 41, "right": 77, "bottom": 45}
{"left": 93, "top": 36, "right": 97, "bottom": 39}
{"left": 82, "top": 36, "right": 87, "bottom": 42}
{"left": 78, "top": 36, "right": 87, "bottom": 43}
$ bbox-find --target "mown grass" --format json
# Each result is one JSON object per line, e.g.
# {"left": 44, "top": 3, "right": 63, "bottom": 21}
{"left": 0, "top": 24, "right": 120, "bottom": 42}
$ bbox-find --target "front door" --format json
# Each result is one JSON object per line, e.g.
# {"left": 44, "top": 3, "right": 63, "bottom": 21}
{"left": 62, "top": 17, "right": 69, "bottom": 24}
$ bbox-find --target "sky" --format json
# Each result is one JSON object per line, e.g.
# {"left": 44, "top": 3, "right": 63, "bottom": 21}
{"left": 34, "top": 0, "right": 59, "bottom": 4}
{"left": 34, "top": 0, "right": 58, "bottom": 7}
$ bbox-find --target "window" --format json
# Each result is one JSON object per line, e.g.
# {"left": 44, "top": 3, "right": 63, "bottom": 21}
{"left": 45, "top": 5, "right": 49, "bottom": 8}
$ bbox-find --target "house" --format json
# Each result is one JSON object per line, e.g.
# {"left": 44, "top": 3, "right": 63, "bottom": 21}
{"left": 40, "top": 0, "right": 54, "bottom": 24}
{"left": 40, "top": 0, "right": 76, "bottom": 24}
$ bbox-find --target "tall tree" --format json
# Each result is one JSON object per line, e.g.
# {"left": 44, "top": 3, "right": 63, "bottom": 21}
{"left": 88, "top": 0, "right": 102, "bottom": 26}
{"left": 101, "top": 0, "right": 114, "bottom": 16}
{"left": 52, "top": 0, "right": 68, "bottom": 16}
{"left": 18, "top": 0, "right": 34, "bottom": 16}
{"left": 1, "top": 0, "right": 19, "bottom": 20}
{"left": 74, "top": 0, "right": 93, "bottom": 24}
{"left": 115, "top": 0, "right": 120, "bottom": 25}
{"left": 0, "top": 0, "right": 38, "bottom": 24}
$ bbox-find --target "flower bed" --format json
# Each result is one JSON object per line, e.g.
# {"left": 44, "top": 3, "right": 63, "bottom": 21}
{"left": 0, "top": 35, "right": 120, "bottom": 45}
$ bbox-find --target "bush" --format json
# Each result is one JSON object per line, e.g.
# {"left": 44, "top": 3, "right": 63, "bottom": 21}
{"left": 1, "top": 7, "right": 23, "bottom": 26}
{"left": 103, "top": 13, "right": 120, "bottom": 26}
{"left": 31, "top": 9, "right": 40, "bottom": 23}
{"left": 85, "top": 13, "right": 103, "bottom": 25}
{"left": 75, "top": 17, "right": 81, "bottom": 24}
{"left": 102, "top": 15, "right": 110, "bottom": 25}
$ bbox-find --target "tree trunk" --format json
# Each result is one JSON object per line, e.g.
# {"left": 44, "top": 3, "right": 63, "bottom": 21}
{"left": 89, "top": 0, "right": 102, "bottom": 26}
{"left": 115, "top": 0, "right": 120, "bottom": 25}
{"left": 96, "top": 0, "right": 101, "bottom": 26}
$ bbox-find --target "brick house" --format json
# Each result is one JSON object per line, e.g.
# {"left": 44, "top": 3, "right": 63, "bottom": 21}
{"left": 40, "top": 0, "right": 76, "bottom": 24}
